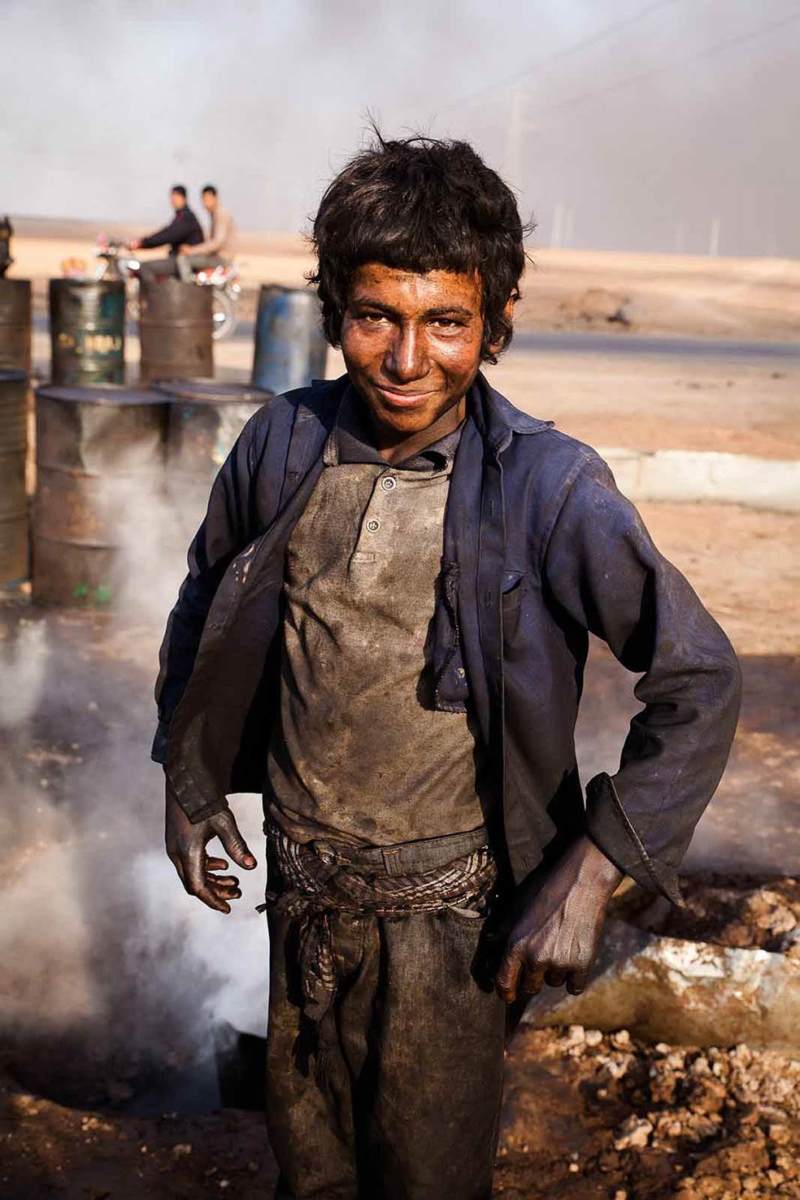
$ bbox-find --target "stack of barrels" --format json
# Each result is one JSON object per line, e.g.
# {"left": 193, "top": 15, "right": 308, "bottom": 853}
{"left": 2, "top": 258, "right": 329, "bottom": 606}
{"left": 0, "top": 276, "right": 32, "bottom": 589}
{"left": 0, "top": 367, "right": 29, "bottom": 588}
{"left": 47, "top": 276, "right": 215, "bottom": 388}
{"left": 31, "top": 377, "right": 271, "bottom": 607}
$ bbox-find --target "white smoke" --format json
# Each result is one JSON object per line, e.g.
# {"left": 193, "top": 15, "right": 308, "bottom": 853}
{"left": 0, "top": 435, "right": 269, "bottom": 1110}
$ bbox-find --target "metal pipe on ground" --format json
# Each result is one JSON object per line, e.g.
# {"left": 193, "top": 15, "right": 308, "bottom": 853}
{"left": 139, "top": 279, "right": 213, "bottom": 385}
{"left": 48, "top": 279, "right": 126, "bottom": 386}
{"left": 0, "top": 369, "right": 29, "bottom": 588}
{"left": 152, "top": 378, "right": 272, "bottom": 538}
{"left": 33, "top": 383, "right": 168, "bottom": 607}
{"left": 251, "top": 285, "right": 327, "bottom": 394}
{"left": 0, "top": 280, "right": 32, "bottom": 373}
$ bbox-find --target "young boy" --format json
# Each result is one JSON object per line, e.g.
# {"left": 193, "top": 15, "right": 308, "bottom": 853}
{"left": 154, "top": 134, "right": 740, "bottom": 1200}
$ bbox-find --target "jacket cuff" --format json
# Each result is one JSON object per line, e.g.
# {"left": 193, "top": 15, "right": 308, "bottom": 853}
{"left": 151, "top": 720, "right": 169, "bottom": 765}
{"left": 585, "top": 772, "right": 684, "bottom": 906}
{"left": 165, "top": 757, "right": 230, "bottom": 824}
{"left": 185, "top": 798, "right": 229, "bottom": 824}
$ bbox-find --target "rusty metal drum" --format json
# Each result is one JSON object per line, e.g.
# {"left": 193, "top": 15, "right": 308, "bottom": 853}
{"left": 33, "top": 383, "right": 168, "bottom": 606}
{"left": 139, "top": 279, "right": 213, "bottom": 385}
{"left": 0, "top": 279, "right": 32, "bottom": 373}
{"left": 0, "top": 369, "right": 29, "bottom": 587}
{"left": 152, "top": 378, "right": 271, "bottom": 537}
{"left": 49, "top": 279, "right": 126, "bottom": 386}
{"left": 250, "top": 285, "right": 327, "bottom": 394}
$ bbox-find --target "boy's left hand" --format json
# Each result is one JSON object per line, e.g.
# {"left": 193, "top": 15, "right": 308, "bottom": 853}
{"left": 495, "top": 835, "right": 623, "bottom": 1003}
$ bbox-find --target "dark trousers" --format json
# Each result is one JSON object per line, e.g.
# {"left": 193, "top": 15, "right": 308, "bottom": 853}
{"left": 138, "top": 257, "right": 178, "bottom": 282}
{"left": 176, "top": 252, "right": 223, "bottom": 282}
{"left": 266, "top": 907, "right": 506, "bottom": 1200}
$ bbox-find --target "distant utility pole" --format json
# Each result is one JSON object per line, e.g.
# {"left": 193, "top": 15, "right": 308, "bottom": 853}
{"left": 504, "top": 88, "right": 525, "bottom": 187}
{"left": 551, "top": 201, "right": 565, "bottom": 248}
{"left": 562, "top": 205, "right": 575, "bottom": 248}
{"left": 708, "top": 216, "right": 721, "bottom": 256}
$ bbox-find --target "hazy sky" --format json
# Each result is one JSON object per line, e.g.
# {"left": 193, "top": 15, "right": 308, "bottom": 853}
{"left": 3, "top": 0, "right": 800, "bottom": 255}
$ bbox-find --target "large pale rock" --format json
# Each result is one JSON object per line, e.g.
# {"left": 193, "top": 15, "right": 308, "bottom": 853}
{"left": 523, "top": 916, "right": 800, "bottom": 1051}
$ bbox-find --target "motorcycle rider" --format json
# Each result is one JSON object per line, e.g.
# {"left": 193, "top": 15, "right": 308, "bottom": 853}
{"left": 177, "top": 184, "right": 235, "bottom": 282}
{"left": 130, "top": 185, "right": 203, "bottom": 281}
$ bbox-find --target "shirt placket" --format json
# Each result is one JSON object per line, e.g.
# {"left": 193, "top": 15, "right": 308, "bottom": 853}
{"left": 348, "top": 467, "right": 399, "bottom": 585}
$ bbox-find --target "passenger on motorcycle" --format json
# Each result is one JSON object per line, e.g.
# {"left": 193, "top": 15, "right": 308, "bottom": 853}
{"left": 130, "top": 185, "right": 203, "bottom": 281}
{"left": 177, "top": 184, "right": 235, "bottom": 283}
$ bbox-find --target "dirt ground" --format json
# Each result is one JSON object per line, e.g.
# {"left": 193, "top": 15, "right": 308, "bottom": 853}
{"left": 4, "top": 1025, "right": 799, "bottom": 1199}
{"left": 487, "top": 351, "right": 800, "bottom": 461}
{"left": 634, "top": 503, "right": 800, "bottom": 657}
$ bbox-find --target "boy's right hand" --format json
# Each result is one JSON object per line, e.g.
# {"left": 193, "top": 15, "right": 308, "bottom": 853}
{"left": 165, "top": 783, "right": 257, "bottom": 913}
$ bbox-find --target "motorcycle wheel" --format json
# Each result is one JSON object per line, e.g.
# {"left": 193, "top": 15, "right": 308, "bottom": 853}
{"left": 212, "top": 286, "right": 237, "bottom": 340}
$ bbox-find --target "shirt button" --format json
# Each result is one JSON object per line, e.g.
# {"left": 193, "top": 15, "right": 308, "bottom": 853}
{"left": 366, "top": 518, "right": 380, "bottom": 533}
{"left": 381, "top": 476, "right": 397, "bottom": 492}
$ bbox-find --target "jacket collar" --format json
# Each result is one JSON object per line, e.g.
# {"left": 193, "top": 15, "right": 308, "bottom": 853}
{"left": 471, "top": 371, "right": 553, "bottom": 452}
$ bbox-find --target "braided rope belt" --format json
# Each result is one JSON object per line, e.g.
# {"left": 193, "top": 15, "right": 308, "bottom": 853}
{"left": 263, "top": 827, "right": 498, "bottom": 1020}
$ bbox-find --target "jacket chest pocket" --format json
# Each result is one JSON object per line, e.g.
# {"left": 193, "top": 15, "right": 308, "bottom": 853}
{"left": 501, "top": 571, "right": 526, "bottom": 643}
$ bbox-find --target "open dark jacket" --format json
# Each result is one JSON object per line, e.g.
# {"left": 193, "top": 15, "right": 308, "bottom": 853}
{"left": 140, "top": 205, "right": 204, "bottom": 256}
{"left": 153, "top": 374, "right": 741, "bottom": 903}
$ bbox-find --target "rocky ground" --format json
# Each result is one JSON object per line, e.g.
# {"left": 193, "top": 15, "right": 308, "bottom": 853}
{"left": 4, "top": 1024, "right": 800, "bottom": 1199}
{"left": 640, "top": 875, "right": 800, "bottom": 957}
{"left": 496, "top": 1026, "right": 800, "bottom": 1199}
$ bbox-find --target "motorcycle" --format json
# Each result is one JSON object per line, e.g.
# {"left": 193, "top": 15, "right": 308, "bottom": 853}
{"left": 93, "top": 237, "right": 241, "bottom": 340}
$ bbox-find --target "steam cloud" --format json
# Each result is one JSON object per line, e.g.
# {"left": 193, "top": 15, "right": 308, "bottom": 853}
{"left": 0, "top": 455, "right": 268, "bottom": 1112}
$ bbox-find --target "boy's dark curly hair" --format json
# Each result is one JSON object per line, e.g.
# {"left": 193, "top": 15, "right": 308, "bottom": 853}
{"left": 308, "top": 132, "right": 530, "bottom": 363}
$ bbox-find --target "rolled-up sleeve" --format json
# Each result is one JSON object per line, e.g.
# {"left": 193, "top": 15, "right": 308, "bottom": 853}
{"left": 543, "top": 453, "right": 742, "bottom": 904}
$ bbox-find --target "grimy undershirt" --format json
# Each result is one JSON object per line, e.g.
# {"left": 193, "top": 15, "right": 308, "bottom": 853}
{"left": 265, "top": 389, "right": 484, "bottom": 847}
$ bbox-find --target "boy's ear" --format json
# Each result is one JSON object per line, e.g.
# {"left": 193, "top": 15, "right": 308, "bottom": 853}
{"left": 487, "top": 291, "right": 518, "bottom": 356}
{"left": 502, "top": 291, "right": 517, "bottom": 325}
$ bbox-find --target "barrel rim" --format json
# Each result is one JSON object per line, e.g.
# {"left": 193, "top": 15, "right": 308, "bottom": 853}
{"left": 0, "top": 368, "right": 27, "bottom": 383}
{"left": 35, "top": 383, "right": 165, "bottom": 407}
{"left": 48, "top": 278, "right": 126, "bottom": 292}
{"left": 0, "top": 278, "right": 32, "bottom": 293}
{"left": 152, "top": 377, "right": 273, "bottom": 403}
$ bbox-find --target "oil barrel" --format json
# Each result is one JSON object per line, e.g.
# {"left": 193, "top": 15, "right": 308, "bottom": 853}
{"left": 49, "top": 278, "right": 126, "bottom": 386}
{"left": 0, "top": 369, "right": 29, "bottom": 587}
{"left": 33, "top": 383, "right": 168, "bottom": 607}
{"left": 0, "top": 279, "right": 32, "bottom": 373}
{"left": 250, "top": 285, "right": 327, "bottom": 394}
{"left": 139, "top": 279, "right": 213, "bottom": 385}
{"left": 152, "top": 378, "right": 271, "bottom": 537}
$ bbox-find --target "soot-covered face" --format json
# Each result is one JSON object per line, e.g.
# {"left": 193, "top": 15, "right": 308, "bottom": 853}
{"left": 340, "top": 263, "right": 489, "bottom": 444}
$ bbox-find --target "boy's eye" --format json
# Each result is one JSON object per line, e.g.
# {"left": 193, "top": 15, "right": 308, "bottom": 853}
{"left": 430, "top": 318, "right": 463, "bottom": 330}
